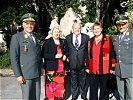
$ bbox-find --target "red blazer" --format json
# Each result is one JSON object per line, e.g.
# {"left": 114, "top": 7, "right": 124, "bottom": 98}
{"left": 88, "top": 35, "right": 116, "bottom": 74}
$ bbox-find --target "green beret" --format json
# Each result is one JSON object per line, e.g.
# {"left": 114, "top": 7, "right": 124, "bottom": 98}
{"left": 114, "top": 14, "right": 129, "bottom": 25}
{"left": 21, "top": 13, "right": 36, "bottom": 22}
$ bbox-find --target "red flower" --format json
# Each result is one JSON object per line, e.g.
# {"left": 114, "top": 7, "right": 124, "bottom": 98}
{"left": 46, "top": 82, "right": 64, "bottom": 99}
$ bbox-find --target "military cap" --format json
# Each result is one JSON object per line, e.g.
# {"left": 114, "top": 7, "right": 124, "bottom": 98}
{"left": 21, "top": 13, "right": 36, "bottom": 22}
{"left": 114, "top": 14, "right": 129, "bottom": 25}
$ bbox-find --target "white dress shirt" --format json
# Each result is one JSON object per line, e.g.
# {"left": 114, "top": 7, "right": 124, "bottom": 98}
{"left": 73, "top": 34, "right": 81, "bottom": 47}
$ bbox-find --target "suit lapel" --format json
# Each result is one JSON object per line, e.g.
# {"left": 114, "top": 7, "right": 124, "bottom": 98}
{"left": 78, "top": 33, "right": 84, "bottom": 49}
{"left": 32, "top": 33, "right": 37, "bottom": 46}
{"left": 51, "top": 38, "right": 57, "bottom": 50}
{"left": 22, "top": 31, "right": 36, "bottom": 46}
{"left": 121, "top": 29, "right": 130, "bottom": 42}
{"left": 22, "top": 31, "right": 29, "bottom": 41}
{"left": 114, "top": 34, "right": 120, "bottom": 43}
{"left": 60, "top": 39, "right": 63, "bottom": 49}
{"left": 70, "top": 34, "right": 76, "bottom": 48}
{"left": 80, "top": 34, "right": 83, "bottom": 47}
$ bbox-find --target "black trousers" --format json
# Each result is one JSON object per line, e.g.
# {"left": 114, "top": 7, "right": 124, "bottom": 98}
{"left": 89, "top": 74, "right": 109, "bottom": 100}
{"left": 70, "top": 68, "right": 86, "bottom": 99}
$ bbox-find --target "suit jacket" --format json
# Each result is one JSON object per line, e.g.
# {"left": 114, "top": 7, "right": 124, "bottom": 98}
{"left": 42, "top": 37, "right": 68, "bottom": 71}
{"left": 10, "top": 31, "right": 42, "bottom": 79}
{"left": 112, "top": 28, "right": 133, "bottom": 78}
{"left": 66, "top": 33, "right": 89, "bottom": 69}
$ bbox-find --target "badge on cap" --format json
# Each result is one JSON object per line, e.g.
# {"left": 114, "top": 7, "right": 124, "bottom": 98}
{"left": 22, "top": 17, "right": 35, "bottom": 22}
{"left": 114, "top": 14, "right": 129, "bottom": 25}
{"left": 21, "top": 13, "right": 36, "bottom": 22}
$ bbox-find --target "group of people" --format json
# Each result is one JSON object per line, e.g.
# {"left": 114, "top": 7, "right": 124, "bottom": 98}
{"left": 10, "top": 13, "right": 133, "bottom": 100}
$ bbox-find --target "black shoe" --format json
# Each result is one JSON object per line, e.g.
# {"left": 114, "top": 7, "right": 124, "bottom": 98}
{"left": 81, "top": 96, "right": 88, "bottom": 100}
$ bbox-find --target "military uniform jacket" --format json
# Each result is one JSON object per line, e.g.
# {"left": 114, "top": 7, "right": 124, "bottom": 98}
{"left": 10, "top": 31, "right": 42, "bottom": 79}
{"left": 112, "top": 29, "right": 133, "bottom": 78}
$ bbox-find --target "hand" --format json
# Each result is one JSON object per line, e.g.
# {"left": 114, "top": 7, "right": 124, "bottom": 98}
{"left": 85, "top": 69, "right": 90, "bottom": 73}
{"left": 55, "top": 54, "right": 63, "bottom": 58}
{"left": 16, "top": 76, "right": 25, "bottom": 84}
{"left": 62, "top": 55, "right": 67, "bottom": 61}
{"left": 110, "top": 70, "right": 115, "bottom": 74}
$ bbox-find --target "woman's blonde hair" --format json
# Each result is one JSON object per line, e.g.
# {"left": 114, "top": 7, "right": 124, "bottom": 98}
{"left": 51, "top": 26, "right": 61, "bottom": 34}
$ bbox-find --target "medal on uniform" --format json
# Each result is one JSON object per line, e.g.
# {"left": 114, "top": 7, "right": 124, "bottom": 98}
{"left": 24, "top": 45, "right": 28, "bottom": 52}
{"left": 126, "top": 32, "right": 129, "bottom": 36}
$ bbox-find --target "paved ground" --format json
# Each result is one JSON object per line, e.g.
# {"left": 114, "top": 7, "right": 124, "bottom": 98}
{"left": 0, "top": 76, "right": 43, "bottom": 100}
{"left": 0, "top": 75, "right": 119, "bottom": 100}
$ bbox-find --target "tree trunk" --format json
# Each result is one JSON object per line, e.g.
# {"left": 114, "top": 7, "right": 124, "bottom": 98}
{"left": 95, "top": 0, "right": 100, "bottom": 22}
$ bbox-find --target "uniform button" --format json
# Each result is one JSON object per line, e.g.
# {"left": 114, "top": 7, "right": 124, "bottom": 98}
{"left": 118, "top": 50, "right": 120, "bottom": 52}
{"left": 119, "top": 45, "right": 121, "bottom": 46}
{"left": 119, "top": 60, "right": 121, "bottom": 63}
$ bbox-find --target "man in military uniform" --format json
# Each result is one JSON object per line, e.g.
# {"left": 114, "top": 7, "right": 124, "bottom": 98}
{"left": 10, "top": 13, "right": 43, "bottom": 100}
{"left": 112, "top": 14, "right": 133, "bottom": 100}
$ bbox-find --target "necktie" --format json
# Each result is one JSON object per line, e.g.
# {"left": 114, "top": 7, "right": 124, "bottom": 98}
{"left": 119, "top": 33, "right": 123, "bottom": 40}
{"left": 75, "top": 35, "right": 79, "bottom": 50}
{"left": 29, "top": 34, "right": 36, "bottom": 44}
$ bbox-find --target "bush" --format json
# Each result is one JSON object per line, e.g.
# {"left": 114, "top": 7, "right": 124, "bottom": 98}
{"left": 0, "top": 49, "right": 11, "bottom": 69}
{"left": 105, "top": 25, "right": 117, "bottom": 35}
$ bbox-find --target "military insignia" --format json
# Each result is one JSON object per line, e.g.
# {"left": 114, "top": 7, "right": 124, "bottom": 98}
{"left": 123, "top": 38, "right": 130, "bottom": 42}
{"left": 23, "top": 40, "right": 28, "bottom": 43}
{"left": 24, "top": 34, "right": 28, "bottom": 38}
{"left": 126, "top": 32, "right": 129, "bottom": 36}
{"left": 24, "top": 45, "right": 28, "bottom": 52}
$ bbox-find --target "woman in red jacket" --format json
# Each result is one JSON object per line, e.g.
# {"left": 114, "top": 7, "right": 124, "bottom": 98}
{"left": 86, "top": 22, "right": 116, "bottom": 100}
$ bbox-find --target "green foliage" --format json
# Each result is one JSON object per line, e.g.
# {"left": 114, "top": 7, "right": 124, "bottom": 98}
{"left": 51, "top": 0, "right": 82, "bottom": 20}
{"left": 0, "top": 42, "right": 7, "bottom": 53}
{"left": 105, "top": 26, "right": 117, "bottom": 35}
{"left": 127, "top": 0, "right": 133, "bottom": 11}
{"left": 104, "top": 0, "right": 133, "bottom": 35}
{"left": 0, "top": 49, "right": 11, "bottom": 69}
{"left": 0, "top": 0, "right": 38, "bottom": 30}
{"left": 128, "top": 14, "right": 133, "bottom": 28}
{"left": 103, "top": 9, "right": 118, "bottom": 35}
{"left": 86, "top": 0, "right": 96, "bottom": 22}
{"left": 0, "top": 7, "right": 18, "bottom": 29}
{"left": 127, "top": 0, "right": 133, "bottom": 28}
{"left": 81, "top": 0, "right": 96, "bottom": 25}
{"left": 114, "top": 9, "right": 119, "bottom": 17}
{"left": 81, "top": 16, "right": 90, "bottom": 26}
{"left": 50, "top": 0, "right": 96, "bottom": 25}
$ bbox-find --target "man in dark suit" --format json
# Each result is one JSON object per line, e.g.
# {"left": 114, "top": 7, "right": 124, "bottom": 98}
{"left": 66, "top": 22, "right": 89, "bottom": 100}
{"left": 112, "top": 14, "right": 133, "bottom": 100}
{"left": 10, "top": 13, "right": 43, "bottom": 100}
